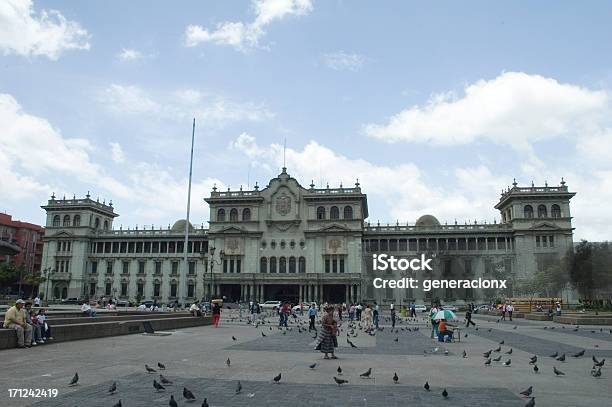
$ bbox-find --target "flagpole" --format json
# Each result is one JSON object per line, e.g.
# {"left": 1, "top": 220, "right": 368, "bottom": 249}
{"left": 181, "top": 118, "right": 196, "bottom": 308}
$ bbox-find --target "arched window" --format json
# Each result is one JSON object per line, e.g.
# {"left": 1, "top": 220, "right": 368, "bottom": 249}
{"left": 524, "top": 205, "right": 534, "bottom": 219}
{"left": 230, "top": 208, "right": 238, "bottom": 221}
{"left": 95, "top": 217, "right": 100, "bottom": 229}
{"left": 537, "top": 204, "right": 547, "bottom": 218}
{"left": 330, "top": 206, "right": 339, "bottom": 220}
{"left": 63, "top": 215, "right": 71, "bottom": 227}
{"left": 344, "top": 205, "right": 353, "bottom": 219}
{"left": 289, "top": 257, "right": 296, "bottom": 273}
{"left": 551, "top": 204, "right": 561, "bottom": 218}
{"left": 316, "top": 206, "right": 326, "bottom": 220}
{"left": 269, "top": 257, "right": 277, "bottom": 273}
{"left": 73, "top": 215, "right": 81, "bottom": 226}
{"left": 103, "top": 220, "right": 109, "bottom": 230}
{"left": 299, "top": 256, "right": 306, "bottom": 273}
{"left": 53, "top": 215, "right": 61, "bottom": 227}
{"left": 153, "top": 280, "right": 161, "bottom": 297}
{"left": 279, "top": 257, "right": 287, "bottom": 273}
{"left": 260, "top": 257, "right": 267, "bottom": 273}
{"left": 187, "top": 282, "right": 195, "bottom": 298}
{"left": 242, "top": 208, "right": 251, "bottom": 221}
{"left": 217, "top": 208, "right": 226, "bottom": 222}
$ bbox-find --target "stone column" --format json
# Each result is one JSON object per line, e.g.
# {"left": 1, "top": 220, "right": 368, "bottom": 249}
{"left": 345, "top": 285, "right": 349, "bottom": 303}
{"left": 298, "top": 285, "right": 303, "bottom": 303}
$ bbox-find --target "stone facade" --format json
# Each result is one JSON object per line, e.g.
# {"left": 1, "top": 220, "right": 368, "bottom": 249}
{"left": 39, "top": 171, "right": 575, "bottom": 305}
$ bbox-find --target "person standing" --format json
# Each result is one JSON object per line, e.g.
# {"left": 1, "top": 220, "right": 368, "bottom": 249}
{"left": 373, "top": 302, "right": 380, "bottom": 330}
{"left": 3, "top": 299, "right": 33, "bottom": 348}
{"left": 501, "top": 303, "right": 507, "bottom": 321}
{"left": 317, "top": 306, "right": 338, "bottom": 359}
{"left": 429, "top": 303, "right": 439, "bottom": 339}
{"left": 308, "top": 303, "right": 317, "bottom": 331}
{"left": 337, "top": 304, "right": 343, "bottom": 321}
{"left": 556, "top": 302, "right": 562, "bottom": 316}
{"left": 507, "top": 302, "right": 514, "bottom": 321}
{"left": 212, "top": 302, "right": 222, "bottom": 327}
{"left": 356, "top": 303, "right": 362, "bottom": 321}
{"left": 250, "top": 300, "right": 260, "bottom": 323}
{"left": 363, "top": 304, "right": 373, "bottom": 332}
{"left": 34, "top": 296, "right": 41, "bottom": 307}
{"left": 465, "top": 308, "right": 476, "bottom": 327}
{"left": 348, "top": 304, "right": 355, "bottom": 321}
{"left": 390, "top": 303, "right": 396, "bottom": 329}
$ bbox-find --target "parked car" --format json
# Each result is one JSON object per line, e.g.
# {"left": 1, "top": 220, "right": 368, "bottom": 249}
{"left": 116, "top": 300, "right": 133, "bottom": 307}
{"left": 260, "top": 300, "right": 282, "bottom": 311}
{"left": 61, "top": 297, "right": 80, "bottom": 304}
{"left": 473, "top": 304, "right": 489, "bottom": 314}
{"left": 140, "top": 300, "right": 154, "bottom": 308}
{"left": 292, "top": 303, "right": 316, "bottom": 313}
{"left": 413, "top": 304, "right": 427, "bottom": 313}
{"left": 441, "top": 304, "right": 457, "bottom": 311}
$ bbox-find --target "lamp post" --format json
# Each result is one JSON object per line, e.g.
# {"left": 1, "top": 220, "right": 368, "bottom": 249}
{"left": 207, "top": 247, "right": 224, "bottom": 301}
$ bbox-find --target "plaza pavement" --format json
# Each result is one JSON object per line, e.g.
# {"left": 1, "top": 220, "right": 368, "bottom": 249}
{"left": 0, "top": 311, "right": 610, "bottom": 407}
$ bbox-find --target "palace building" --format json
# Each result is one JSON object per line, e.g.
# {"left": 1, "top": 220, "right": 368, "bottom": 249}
{"left": 39, "top": 168, "right": 575, "bottom": 305}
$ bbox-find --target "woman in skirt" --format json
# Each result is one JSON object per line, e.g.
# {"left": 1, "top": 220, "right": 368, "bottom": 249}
{"left": 318, "top": 305, "right": 338, "bottom": 359}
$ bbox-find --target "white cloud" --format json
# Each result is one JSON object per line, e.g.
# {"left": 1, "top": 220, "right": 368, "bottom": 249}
{"left": 364, "top": 72, "right": 610, "bottom": 154}
{"left": 323, "top": 51, "right": 365, "bottom": 72}
{"left": 110, "top": 142, "right": 125, "bottom": 163}
{"left": 0, "top": 0, "right": 90, "bottom": 60}
{"left": 116, "top": 48, "right": 144, "bottom": 62}
{"left": 99, "top": 84, "right": 274, "bottom": 126}
{"left": 185, "top": 0, "right": 313, "bottom": 51}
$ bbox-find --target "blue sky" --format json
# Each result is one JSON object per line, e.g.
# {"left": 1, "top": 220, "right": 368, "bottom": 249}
{"left": 1, "top": 0, "right": 612, "bottom": 240}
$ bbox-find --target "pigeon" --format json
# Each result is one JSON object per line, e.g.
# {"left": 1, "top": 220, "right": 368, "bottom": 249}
{"left": 169, "top": 395, "right": 178, "bottom": 407}
{"left": 360, "top": 368, "right": 372, "bottom": 378}
{"left": 549, "top": 352, "right": 558, "bottom": 358}
{"left": 273, "top": 373, "right": 281, "bottom": 383}
{"left": 505, "top": 348, "right": 513, "bottom": 355}
{"left": 347, "top": 338, "right": 358, "bottom": 348}
{"left": 333, "top": 376, "right": 348, "bottom": 386}
{"left": 160, "top": 374, "right": 173, "bottom": 385}
{"left": 529, "top": 356, "right": 537, "bottom": 365}
{"left": 513, "top": 326, "right": 517, "bottom": 330}
{"left": 533, "top": 364, "right": 539, "bottom": 373}
{"left": 442, "top": 388, "right": 448, "bottom": 398}
{"left": 524, "top": 397, "right": 535, "bottom": 407}
{"left": 504, "top": 359, "right": 512, "bottom": 366}
{"left": 262, "top": 332, "right": 267, "bottom": 337}
{"left": 201, "top": 398, "right": 209, "bottom": 407}
{"left": 393, "top": 372, "right": 399, "bottom": 384}
{"left": 556, "top": 354, "right": 566, "bottom": 362}
{"left": 154, "top": 380, "right": 166, "bottom": 392}
{"left": 394, "top": 337, "right": 399, "bottom": 342}
{"left": 494, "top": 346, "right": 501, "bottom": 352}
{"left": 553, "top": 366, "right": 565, "bottom": 376}
{"left": 572, "top": 350, "right": 585, "bottom": 358}
{"left": 158, "top": 362, "right": 166, "bottom": 370}
{"left": 493, "top": 355, "right": 502, "bottom": 362}
{"left": 309, "top": 363, "right": 317, "bottom": 369}
{"left": 591, "top": 367, "right": 602, "bottom": 378}
{"left": 592, "top": 356, "right": 600, "bottom": 364}
{"left": 69, "top": 372, "right": 79, "bottom": 386}
{"left": 499, "top": 340, "right": 505, "bottom": 345}
{"left": 424, "top": 381, "right": 430, "bottom": 391}
{"left": 462, "top": 350, "right": 467, "bottom": 358}
{"left": 594, "top": 358, "right": 605, "bottom": 367}
{"left": 146, "top": 364, "right": 157, "bottom": 373}
{"left": 183, "top": 387, "right": 196, "bottom": 401}
{"left": 337, "top": 366, "right": 343, "bottom": 375}
{"left": 108, "top": 381, "right": 117, "bottom": 394}
{"left": 484, "top": 358, "right": 492, "bottom": 366}
{"left": 520, "top": 386, "right": 533, "bottom": 397}
{"left": 235, "top": 381, "right": 242, "bottom": 394}
{"left": 232, "top": 336, "right": 237, "bottom": 341}
{"left": 483, "top": 350, "right": 492, "bottom": 358}
{"left": 112, "top": 400, "right": 122, "bottom": 407}
{"left": 226, "top": 357, "right": 231, "bottom": 367}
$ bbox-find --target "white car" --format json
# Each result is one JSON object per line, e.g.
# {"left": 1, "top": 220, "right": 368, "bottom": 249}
{"left": 414, "top": 304, "right": 427, "bottom": 313}
{"left": 292, "top": 303, "right": 317, "bottom": 313}
{"left": 260, "top": 300, "right": 282, "bottom": 311}
{"left": 441, "top": 305, "right": 457, "bottom": 311}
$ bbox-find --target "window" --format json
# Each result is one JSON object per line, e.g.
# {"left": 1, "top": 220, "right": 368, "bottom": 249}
{"left": 188, "top": 261, "right": 196, "bottom": 275}
{"left": 95, "top": 218, "right": 100, "bottom": 229}
{"left": 536, "top": 236, "right": 540, "bottom": 247}
{"left": 170, "top": 282, "right": 177, "bottom": 297}
{"left": 279, "top": 257, "right": 286, "bottom": 273}
{"left": 524, "top": 205, "right": 534, "bottom": 218}
{"left": 91, "top": 261, "right": 98, "bottom": 274}
{"left": 153, "top": 281, "right": 161, "bottom": 297}
{"left": 63, "top": 215, "right": 71, "bottom": 227}
{"left": 103, "top": 220, "right": 109, "bottom": 230}
{"left": 332, "top": 258, "right": 338, "bottom": 273}
{"left": 138, "top": 261, "right": 145, "bottom": 274}
{"left": 269, "top": 257, "right": 277, "bottom": 273}
{"left": 223, "top": 259, "right": 228, "bottom": 273}
{"left": 316, "top": 206, "right": 326, "bottom": 220}
{"left": 122, "top": 261, "right": 129, "bottom": 275}
{"left": 106, "top": 261, "right": 113, "bottom": 275}
{"left": 339, "top": 258, "right": 345, "bottom": 273}
{"left": 89, "top": 283, "right": 96, "bottom": 296}
{"left": 551, "top": 204, "right": 561, "bottom": 218}
{"left": 330, "top": 206, "right": 339, "bottom": 220}
{"left": 137, "top": 281, "right": 144, "bottom": 296}
{"left": 344, "top": 206, "right": 353, "bottom": 219}
{"left": 299, "top": 257, "right": 305, "bottom": 273}
{"left": 242, "top": 208, "right": 251, "bottom": 221}
{"left": 236, "top": 259, "right": 241, "bottom": 273}
{"left": 537, "top": 204, "right": 547, "bottom": 218}
{"left": 121, "top": 282, "right": 128, "bottom": 296}
{"left": 128, "top": 242, "right": 135, "bottom": 253}
{"left": 217, "top": 208, "right": 226, "bottom": 222}
{"left": 549, "top": 235, "right": 555, "bottom": 247}
{"left": 260, "top": 257, "right": 267, "bottom": 273}
{"left": 105, "top": 282, "right": 112, "bottom": 296}
{"left": 187, "top": 282, "right": 195, "bottom": 298}
{"left": 230, "top": 208, "right": 238, "bottom": 221}
{"left": 73, "top": 215, "right": 81, "bottom": 226}
{"left": 325, "top": 258, "right": 330, "bottom": 273}
{"left": 171, "top": 261, "right": 179, "bottom": 275}
{"left": 289, "top": 257, "right": 296, "bottom": 273}
{"left": 160, "top": 242, "right": 167, "bottom": 253}
{"left": 155, "top": 261, "right": 162, "bottom": 275}
{"left": 53, "top": 215, "right": 61, "bottom": 227}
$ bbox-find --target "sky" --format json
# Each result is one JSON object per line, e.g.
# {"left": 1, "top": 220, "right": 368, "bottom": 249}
{"left": 1, "top": 0, "right": 612, "bottom": 241}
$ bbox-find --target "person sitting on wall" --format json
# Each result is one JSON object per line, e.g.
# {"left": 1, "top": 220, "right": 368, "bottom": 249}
{"left": 437, "top": 319, "right": 454, "bottom": 342}
{"left": 3, "top": 299, "right": 33, "bottom": 348}
{"left": 36, "top": 309, "right": 53, "bottom": 340}
{"left": 81, "top": 301, "right": 97, "bottom": 317}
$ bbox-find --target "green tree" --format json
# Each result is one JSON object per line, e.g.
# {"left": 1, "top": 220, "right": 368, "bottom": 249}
{"left": 0, "top": 262, "right": 20, "bottom": 293}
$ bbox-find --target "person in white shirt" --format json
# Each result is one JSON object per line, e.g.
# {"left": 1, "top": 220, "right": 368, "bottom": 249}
{"left": 81, "top": 302, "right": 96, "bottom": 317}
{"left": 137, "top": 303, "right": 147, "bottom": 311}
{"left": 506, "top": 303, "right": 514, "bottom": 321}
{"left": 34, "top": 296, "right": 41, "bottom": 307}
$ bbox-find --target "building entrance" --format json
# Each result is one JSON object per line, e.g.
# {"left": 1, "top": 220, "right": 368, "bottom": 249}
{"left": 265, "top": 284, "right": 299, "bottom": 303}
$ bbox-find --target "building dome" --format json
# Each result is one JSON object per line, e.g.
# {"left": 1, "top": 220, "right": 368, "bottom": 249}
{"left": 171, "top": 219, "right": 194, "bottom": 232}
{"left": 415, "top": 214, "right": 440, "bottom": 227}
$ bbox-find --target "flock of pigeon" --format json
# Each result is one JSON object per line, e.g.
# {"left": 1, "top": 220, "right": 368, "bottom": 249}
{"left": 60, "top": 313, "right": 608, "bottom": 407}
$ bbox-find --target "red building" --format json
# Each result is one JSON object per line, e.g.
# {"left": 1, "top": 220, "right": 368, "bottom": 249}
{"left": 0, "top": 213, "right": 45, "bottom": 278}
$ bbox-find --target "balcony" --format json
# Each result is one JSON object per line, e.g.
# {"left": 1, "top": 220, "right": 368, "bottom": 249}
{"left": 50, "top": 272, "right": 72, "bottom": 281}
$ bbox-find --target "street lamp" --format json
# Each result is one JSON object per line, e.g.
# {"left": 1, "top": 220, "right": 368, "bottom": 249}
{"left": 207, "top": 246, "right": 224, "bottom": 301}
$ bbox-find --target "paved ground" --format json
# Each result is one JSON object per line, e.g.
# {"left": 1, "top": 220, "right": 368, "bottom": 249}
{"left": 0, "top": 312, "right": 610, "bottom": 407}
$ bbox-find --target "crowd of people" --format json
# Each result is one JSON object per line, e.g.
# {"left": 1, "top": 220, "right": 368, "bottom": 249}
{"left": 2, "top": 299, "right": 53, "bottom": 348}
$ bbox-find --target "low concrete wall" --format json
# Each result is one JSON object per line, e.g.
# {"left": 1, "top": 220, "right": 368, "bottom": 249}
{"left": 554, "top": 315, "right": 612, "bottom": 325}
{"left": 525, "top": 313, "right": 551, "bottom": 321}
{"left": 0, "top": 316, "right": 212, "bottom": 350}
{"left": 41, "top": 313, "right": 192, "bottom": 325}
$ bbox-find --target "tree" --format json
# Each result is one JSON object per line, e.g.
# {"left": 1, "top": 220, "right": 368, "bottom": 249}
{"left": 0, "top": 263, "right": 20, "bottom": 293}
{"left": 565, "top": 240, "right": 612, "bottom": 299}
{"left": 24, "top": 272, "right": 46, "bottom": 297}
